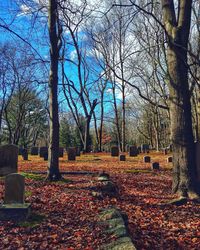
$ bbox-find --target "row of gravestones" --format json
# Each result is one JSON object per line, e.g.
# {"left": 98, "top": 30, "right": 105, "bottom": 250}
{"left": 18, "top": 146, "right": 81, "bottom": 161}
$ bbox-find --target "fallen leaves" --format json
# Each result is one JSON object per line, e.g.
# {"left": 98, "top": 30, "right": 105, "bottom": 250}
{"left": 0, "top": 152, "right": 199, "bottom": 249}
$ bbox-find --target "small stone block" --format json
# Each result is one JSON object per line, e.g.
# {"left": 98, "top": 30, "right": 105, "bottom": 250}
{"left": 0, "top": 203, "right": 31, "bottom": 221}
{"left": 129, "top": 146, "right": 138, "bottom": 157}
{"left": 119, "top": 155, "right": 126, "bottom": 161}
{"left": 30, "top": 147, "right": 38, "bottom": 155}
{"left": 167, "top": 157, "right": 173, "bottom": 163}
{"left": 152, "top": 162, "right": 159, "bottom": 170}
{"left": 111, "top": 146, "right": 119, "bottom": 157}
{"left": 68, "top": 147, "right": 76, "bottom": 161}
{"left": 144, "top": 156, "right": 151, "bottom": 163}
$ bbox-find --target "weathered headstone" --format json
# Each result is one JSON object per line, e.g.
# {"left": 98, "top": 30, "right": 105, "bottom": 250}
{"left": 163, "top": 148, "right": 168, "bottom": 155}
{"left": 0, "top": 173, "right": 31, "bottom": 220}
{"left": 30, "top": 147, "right": 38, "bottom": 155}
{"left": 144, "top": 156, "right": 151, "bottom": 163}
{"left": 18, "top": 147, "right": 23, "bottom": 155}
{"left": 76, "top": 147, "right": 81, "bottom": 156}
{"left": 22, "top": 148, "right": 28, "bottom": 161}
{"left": 129, "top": 146, "right": 138, "bottom": 157}
{"left": 68, "top": 147, "right": 76, "bottom": 161}
{"left": 152, "top": 162, "right": 159, "bottom": 170}
{"left": 4, "top": 173, "right": 25, "bottom": 204}
{"left": 59, "top": 147, "right": 64, "bottom": 157}
{"left": 39, "top": 147, "right": 48, "bottom": 157}
{"left": 0, "top": 145, "right": 18, "bottom": 176}
{"left": 119, "top": 154, "right": 126, "bottom": 161}
{"left": 141, "top": 144, "right": 149, "bottom": 153}
{"left": 43, "top": 152, "right": 48, "bottom": 161}
{"left": 111, "top": 146, "right": 119, "bottom": 157}
{"left": 167, "top": 156, "right": 173, "bottom": 163}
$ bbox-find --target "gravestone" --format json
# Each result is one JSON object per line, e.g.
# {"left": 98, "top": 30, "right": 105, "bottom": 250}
{"left": 76, "top": 147, "right": 81, "bottom": 156}
{"left": 43, "top": 152, "right": 48, "bottom": 161}
{"left": 119, "top": 154, "right": 126, "bottom": 161}
{"left": 167, "top": 157, "right": 173, "bottom": 163}
{"left": 144, "top": 156, "right": 151, "bottom": 163}
{"left": 111, "top": 146, "right": 119, "bottom": 157}
{"left": 129, "top": 146, "right": 138, "bottom": 157}
{"left": 163, "top": 148, "right": 168, "bottom": 155}
{"left": 59, "top": 147, "right": 64, "bottom": 157}
{"left": 0, "top": 145, "right": 18, "bottom": 176}
{"left": 68, "top": 147, "right": 76, "bottom": 161}
{"left": 0, "top": 173, "right": 31, "bottom": 220}
{"left": 39, "top": 147, "right": 48, "bottom": 157}
{"left": 152, "top": 162, "right": 159, "bottom": 170}
{"left": 18, "top": 147, "right": 23, "bottom": 155}
{"left": 22, "top": 148, "right": 28, "bottom": 161}
{"left": 30, "top": 147, "right": 38, "bottom": 155}
{"left": 141, "top": 144, "right": 149, "bottom": 153}
{"left": 4, "top": 173, "right": 25, "bottom": 204}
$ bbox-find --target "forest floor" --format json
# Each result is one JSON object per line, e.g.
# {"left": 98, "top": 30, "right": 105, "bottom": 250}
{"left": 0, "top": 152, "right": 200, "bottom": 250}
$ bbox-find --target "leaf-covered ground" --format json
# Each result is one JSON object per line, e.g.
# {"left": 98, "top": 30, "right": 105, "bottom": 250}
{"left": 1, "top": 152, "right": 200, "bottom": 249}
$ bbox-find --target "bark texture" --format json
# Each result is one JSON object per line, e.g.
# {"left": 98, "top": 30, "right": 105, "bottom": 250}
{"left": 161, "top": 0, "right": 198, "bottom": 197}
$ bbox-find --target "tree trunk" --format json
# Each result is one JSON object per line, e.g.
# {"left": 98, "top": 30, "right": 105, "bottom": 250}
{"left": 161, "top": 0, "right": 199, "bottom": 197}
{"left": 47, "top": 0, "right": 61, "bottom": 181}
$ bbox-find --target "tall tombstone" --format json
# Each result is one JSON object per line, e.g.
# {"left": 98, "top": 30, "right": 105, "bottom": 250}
{"left": 39, "top": 147, "right": 48, "bottom": 157}
{"left": 111, "top": 146, "right": 119, "bottom": 157}
{"left": 0, "top": 145, "right": 18, "bottom": 176}
{"left": 141, "top": 144, "right": 149, "bottom": 153}
{"left": 22, "top": 148, "right": 28, "bottom": 161}
{"left": 59, "top": 147, "right": 64, "bottom": 157}
{"left": 0, "top": 173, "right": 31, "bottom": 221}
{"left": 30, "top": 147, "right": 38, "bottom": 155}
{"left": 68, "top": 147, "right": 76, "bottom": 161}
{"left": 4, "top": 173, "right": 25, "bottom": 204}
{"left": 76, "top": 147, "right": 81, "bottom": 156}
{"left": 129, "top": 146, "right": 138, "bottom": 157}
{"left": 144, "top": 156, "right": 151, "bottom": 163}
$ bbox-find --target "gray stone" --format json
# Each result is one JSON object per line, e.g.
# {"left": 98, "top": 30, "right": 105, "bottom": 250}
{"left": 76, "top": 147, "right": 81, "bottom": 156}
{"left": 167, "top": 156, "right": 173, "bottom": 163}
{"left": 141, "top": 144, "right": 149, "bottom": 153}
{"left": 129, "top": 146, "right": 138, "bottom": 157}
{"left": 39, "top": 147, "right": 48, "bottom": 157}
{"left": 119, "top": 154, "right": 126, "bottom": 161}
{"left": 30, "top": 147, "right": 38, "bottom": 155}
{"left": 43, "top": 152, "right": 48, "bottom": 161}
{"left": 152, "top": 162, "right": 159, "bottom": 170}
{"left": 111, "top": 146, "right": 119, "bottom": 157}
{"left": 4, "top": 173, "right": 25, "bottom": 204}
{"left": 0, "top": 145, "right": 18, "bottom": 176}
{"left": 68, "top": 147, "right": 76, "bottom": 161}
{"left": 144, "top": 156, "right": 151, "bottom": 163}
{"left": 22, "top": 148, "right": 28, "bottom": 161}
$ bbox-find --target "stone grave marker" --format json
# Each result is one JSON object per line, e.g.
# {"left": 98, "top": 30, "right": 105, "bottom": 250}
{"left": 141, "top": 144, "right": 149, "bottom": 153}
{"left": 76, "top": 147, "right": 81, "bottom": 156}
{"left": 0, "top": 145, "right": 18, "bottom": 176}
{"left": 144, "top": 156, "right": 151, "bottom": 163}
{"left": 163, "top": 148, "right": 168, "bottom": 155}
{"left": 152, "top": 162, "right": 159, "bottom": 170}
{"left": 43, "top": 152, "right": 48, "bottom": 161}
{"left": 111, "top": 146, "right": 119, "bottom": 157}
{"left": 167, "top": 157, "right": 173, "bottom": 163}
{"left": 39, "top": 147, "right": 48, "bottom": 157}
{"left": 129, "top": 146, "right": 138, "bottom": 157}
{"left": 4, "top": 173, "right": 25, "bottom": 204}
{"left": 119, "top": 154, "right": 126, "bottom": 161}
{"left": 18, "top": 147, "right": 23, "bottom": 155}
{"left": 59, "top": 147, "right": 64, "bottom": 157}
{"left": 30, "top": 147, "right": 38, "bottom": 155}
{"left": 22, "top": 148, "right": 28, "bottom": 161}
{"left": 0, "top": 173, "right": 31, "bottom": 220}
{"left": 68, "top": 147, "right": 76, "bottom": 161}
